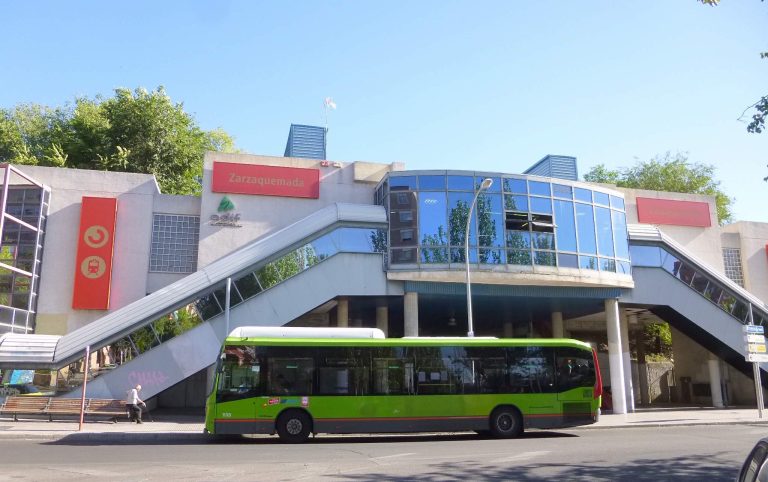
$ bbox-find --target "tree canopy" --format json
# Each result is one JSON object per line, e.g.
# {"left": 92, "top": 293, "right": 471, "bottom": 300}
{"left": 0, "top": 87, "right": 236, "bottom": 195}
{"left": 583, "top": 153, "right": 733, "bottom": 224}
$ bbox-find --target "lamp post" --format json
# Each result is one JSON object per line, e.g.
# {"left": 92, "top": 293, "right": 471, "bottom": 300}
{"left": 466, "top": 178, "right": 493, "bottom": 337}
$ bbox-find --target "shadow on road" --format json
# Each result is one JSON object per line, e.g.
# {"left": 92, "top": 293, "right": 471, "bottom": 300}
{"left": 45, "top": 429, "right": 578, "bottom": 446}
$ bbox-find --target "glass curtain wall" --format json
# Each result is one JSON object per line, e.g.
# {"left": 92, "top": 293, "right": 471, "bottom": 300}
{"left": 380, "top": 172, "right": 630, "bottom": 274}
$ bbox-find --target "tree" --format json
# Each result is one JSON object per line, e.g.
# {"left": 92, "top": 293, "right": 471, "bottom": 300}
{"left": 0, "top": 87, "right": 236, "bottom": 195}
{"left": 584, "top": 153, "right": 733, "bottom": 224}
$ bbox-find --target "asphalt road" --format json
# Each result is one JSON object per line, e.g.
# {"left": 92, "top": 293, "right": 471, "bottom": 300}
{"left": 0, "top": 424, "right": 761, "bottom": 481}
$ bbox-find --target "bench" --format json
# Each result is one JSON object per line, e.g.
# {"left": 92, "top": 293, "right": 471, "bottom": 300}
{"left": 86, "top": 399, "right": 128, "bottom": 422}
{"left": 0, "top": 396, "right": 49, "bottom": 421}
{"left": 0, "top": 396, "right": 132, "bottom": 422}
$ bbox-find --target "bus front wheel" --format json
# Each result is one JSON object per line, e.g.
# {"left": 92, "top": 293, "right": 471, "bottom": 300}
{"left": 489, "top": 407, "right": 523, "bottom": 439}
{"left": 276, "top": 410, "right": 312, "bottom": 443}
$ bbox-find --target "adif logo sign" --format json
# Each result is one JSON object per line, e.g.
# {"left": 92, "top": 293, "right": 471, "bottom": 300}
{"left": 210, "top": 196, "right": 242, "bottom": 227}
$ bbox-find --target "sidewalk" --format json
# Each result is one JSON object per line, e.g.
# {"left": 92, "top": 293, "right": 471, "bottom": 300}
{"left": 0, "top": 406, "right": 766, "bottom": 442}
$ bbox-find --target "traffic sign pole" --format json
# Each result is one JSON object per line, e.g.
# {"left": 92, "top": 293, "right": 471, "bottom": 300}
{"left": 747, "top": 304, "right": 764, "bottom": 419}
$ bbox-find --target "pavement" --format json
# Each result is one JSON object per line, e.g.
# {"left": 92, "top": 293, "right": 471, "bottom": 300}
{"left": 0, "top": 406, "right": 766, "bottom": 443}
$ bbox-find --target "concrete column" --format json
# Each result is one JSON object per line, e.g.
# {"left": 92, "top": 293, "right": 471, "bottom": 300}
{"left": 337, "top": 298, "right": 349, "bottom": 328}
{"left": 708, "top": 353, "right": 725, "bottom": 408}
{"left": 605, "top": 298, "right": 627, "bottom": 414}
{"left": 404, "top": 292, "right": 419, "bottom": 337}
{"left": 552, "top": 311, "right": 564, "bottom": 338}
{"left": 620, "top": 310, "right": 635, "bottom": 412}
{"left": 503, "top": 321, "right": 514, "bottom": 338}
{"left": 376, "top": 303, "right": 389, "bottom": 337}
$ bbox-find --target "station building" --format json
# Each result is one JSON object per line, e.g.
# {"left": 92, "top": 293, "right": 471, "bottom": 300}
{"left": 0, "top": 125, "right": 766, "bottom": 413}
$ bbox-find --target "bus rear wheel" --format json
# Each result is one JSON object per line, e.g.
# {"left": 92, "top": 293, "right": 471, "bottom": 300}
{"left": 276, "top": 410, "right": 312, "bottom": 443}
{"left": 489, "top": 407, "right": 523, "bottom": 439}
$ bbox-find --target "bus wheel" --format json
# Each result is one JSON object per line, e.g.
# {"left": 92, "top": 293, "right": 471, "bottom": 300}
{"left": 490, "top": 407, "right": 523, "bottom": 439}
{"left": 276, "top": 410, "right": 312, "bottom": 443}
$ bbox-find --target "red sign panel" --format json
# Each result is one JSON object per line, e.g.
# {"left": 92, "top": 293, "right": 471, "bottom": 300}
{"left": 636, "top": 197, "right": 711, "bottom": 227}
{"left": 72, "top": 197, "right": 118, "bottom": 310}
{"left": 212, "top": 162, "right": 320, "bottom": 199}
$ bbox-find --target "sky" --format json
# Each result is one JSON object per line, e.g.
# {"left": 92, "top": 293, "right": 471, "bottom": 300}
{"left": 1, "top": 1, "right": 766, "bottom": 222}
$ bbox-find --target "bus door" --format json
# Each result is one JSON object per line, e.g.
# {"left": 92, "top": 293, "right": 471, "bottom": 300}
{"left": 555, "top": 348, "right": 597, "bottom": 421}
{"left": 217, "top": 346, "right": 263, "bottom": 422}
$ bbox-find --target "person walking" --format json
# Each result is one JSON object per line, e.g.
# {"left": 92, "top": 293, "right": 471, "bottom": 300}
{"left": 125, "top": 384, "right": 146, "bottom": 424}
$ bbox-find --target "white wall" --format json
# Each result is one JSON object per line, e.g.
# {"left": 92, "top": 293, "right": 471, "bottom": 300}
{"left": 197, "top": 152, "right": 393, "bottom": 268}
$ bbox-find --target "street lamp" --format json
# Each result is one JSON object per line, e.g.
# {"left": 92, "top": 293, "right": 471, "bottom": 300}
{"left": 465, "top": 177, "right": 493, "bottom": 337}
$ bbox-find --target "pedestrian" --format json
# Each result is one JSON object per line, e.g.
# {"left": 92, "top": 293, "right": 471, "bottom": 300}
{"left": 125, "top": 384, "right": 146, "bottom": 424}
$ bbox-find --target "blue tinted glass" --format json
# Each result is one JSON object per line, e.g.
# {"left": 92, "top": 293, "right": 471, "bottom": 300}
{"left": 600, "top": 258, "right": 616, "bottom": 272}
{"left": 612, "top": 211, "right": 629, "bottom": 259}
{"left": 448, "top": 192, "right": 476, "bottom": 246}
{"left": 554, "top": 200, "right": 577, "bottom": 252}
{"left": 529, "top": 181, "right": 551, "bottom": 196}
{"left": 479, "top": 248, "right": 504, "bottom": 264}
{"left": 476, "top": 177, "right": 501, "bottom": 193}
{"left": 477, "top": 193, "right": 504, "bottom": 248}
{"left": 617, "top": 260, "right": 631, "bottom": 275}
{"left": 504, "top": 178, "right": 528, "bottom": 194}
{"left": 507, "top": 249, "right": 531, "bottom": 265}
{"left": 557, "top": 253, "right": 579, "bottom": 268}
{"left": 574, "top": 188, "right": 592, "bottom": 203}
{"left": 531, "top": 232, "right": 555, "bottom": 250}
{"left": 450, "top": 247, "right": 478, "bottom": 263}
{"left": 534, "top": 251, "right": 556, "bottom": 266}
{"left": 579, "top": 256, "right": 598, "bottom": 270}
{"left": 530, "top": 197, "right": 552, "bottom": 214}
{"left": 447, "top": 175, "right": 474, "bottom": 191}
{"left": 419, "top": 175, "right": 446, "bottom": 190}
{"left": 419, "top": 192, "right": 448, "bottom": 246}
{"left": 389, "top": 176, "right": 417, "bottom": 190}
{"left": 421, "top": 247, "right": 449, "bottom": 263}
{"left": 595, "top": 207, "right": 614, "bottom": 257}
{"left": 610, "top": 195, "right": 625, "bottom": 211}
{"left": 553, "top": 184, "right": 573, "bottom": 199}
{"left": 336, "top": 228, "right": 379, "bottom": 253}
{"left": 506, "top": 230, "right": 531, "bottom": 249}
{"left": 629, "top": 245, "right": 662, "bottom": 267}
{"left": 575, "top": 203, "right": 597, "bottom": 255}
{"left": 311, "top": 231, "right": 339, "bottom": 259}
{"left": 504, "top": 195, "right": 528, "bottom": 212}
{"left": 594, "top": 191, "right": 610, "bottom": 206}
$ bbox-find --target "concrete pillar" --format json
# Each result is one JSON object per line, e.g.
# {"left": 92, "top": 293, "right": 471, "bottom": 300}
{"left": 337, "top": 298, "right": 349, "bottom": 328}
{"left": 404, "top": 292, "right": 419, "bottom": 337}
{"left": 376, "top": 303, "right": 389, "bottom": 337}
{"left": 552, "top": 311, "right": 564, "bottom": 338}
{"left": 620, "top": 310, "right": 635, "bottom": 412}
{"left": 503, "top": 321, "right": 514, "bottom": 338}
{"left": 605, "top": 298, "right": 627, "bottom": 414}
{"left": 709, "top": 354, "right": 725, "bottom": 408}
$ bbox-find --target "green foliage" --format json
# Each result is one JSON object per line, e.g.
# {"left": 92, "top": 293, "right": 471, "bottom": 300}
{"left": 584, "top": 152, "right": 733, "bottom": 224}
{"left": 0, "top": 87, "right": 237, "bottom": 195}
{"left": 643, "top": 322, "right": 673, "bottom": 359}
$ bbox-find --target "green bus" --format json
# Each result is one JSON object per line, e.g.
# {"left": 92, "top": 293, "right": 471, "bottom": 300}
{"left": 205, "top": 327, "right": 602, "bottom": 443}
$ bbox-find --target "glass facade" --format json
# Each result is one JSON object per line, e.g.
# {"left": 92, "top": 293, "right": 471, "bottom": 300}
{"left": 722, "top": 248, "right": 745, "bottom": 288}
{"left": 377, "top": 172, "right": 630, "bottom": 274}
{"left": 0, "top": 185, "right": 50, "bottom": 334}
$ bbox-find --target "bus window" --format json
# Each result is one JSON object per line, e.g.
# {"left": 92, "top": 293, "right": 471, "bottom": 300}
{"left": 414, "top": 347, "right": 457, "bottom": 395}
{"left": 555, "top": 348, "right": 595, "bottom": 392}
{"left": 268, "top": 358, "right": 313, "bottom": 395}
{"left": 316, "top": 347, "right": 370, "bottom": 396}
{"left": 372, "top": 347, "right": 413, "bottom": 395}
{"left": 217, "top": 346, "right": 262, "bottom": 402}
{"left": 507, "top": 346, "right": 556, "bottom": 393}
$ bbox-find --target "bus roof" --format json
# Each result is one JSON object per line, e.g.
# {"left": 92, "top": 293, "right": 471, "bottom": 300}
{"left": 223, "top": 335, "right": 594, "bottom": 351}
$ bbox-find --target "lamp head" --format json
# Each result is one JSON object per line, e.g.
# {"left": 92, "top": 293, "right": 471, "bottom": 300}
{"left": 480, "top": 178, "right": 493, "bottom": 190}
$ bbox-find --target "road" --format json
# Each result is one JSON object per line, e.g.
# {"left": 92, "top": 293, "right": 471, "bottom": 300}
{"left": 0, "top": 424, "right": 760, "bottom": 481}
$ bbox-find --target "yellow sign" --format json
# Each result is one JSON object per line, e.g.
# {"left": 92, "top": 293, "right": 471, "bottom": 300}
{"left": 748, "top": 343, "right": 767, "bottom": 353}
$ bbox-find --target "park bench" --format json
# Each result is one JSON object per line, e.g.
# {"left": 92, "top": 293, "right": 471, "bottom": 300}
{"left": 0, "top": 396, "right": 131, "bottom": 422}
{"left": 0, "top": 396, "right": 49, "bottom": 421}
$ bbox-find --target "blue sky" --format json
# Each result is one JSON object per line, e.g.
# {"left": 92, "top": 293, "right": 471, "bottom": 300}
{"left": 1, "top": 1, "right": 766, "bottom": 221}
